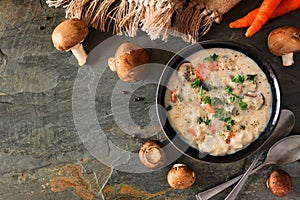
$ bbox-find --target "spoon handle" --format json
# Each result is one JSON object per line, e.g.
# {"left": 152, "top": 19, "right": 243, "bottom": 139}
{"left": 195, "top": 157, "right": 269, "bottom": 200}
{"left": 224, "top": 152, "right": 262, "bottom": 200}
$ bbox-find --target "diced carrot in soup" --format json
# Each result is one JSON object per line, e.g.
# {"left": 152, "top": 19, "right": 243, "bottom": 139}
{"left": 188, "top": 127, "right": 197, "bottom": 137}
{"left": 171, "top": 89, "right": 177, "bottom": 103}
{"left": 207, "top": 104, "right": 215, "bottom": 113}
{"left": 194, "top": 64, "right": 206, "bottom": 80}
{"left": 208, "top": 61, "right": 219, "bottom": 71}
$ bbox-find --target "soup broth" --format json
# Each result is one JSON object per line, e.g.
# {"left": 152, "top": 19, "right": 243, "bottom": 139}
{"left": 165, "top": 48, "right": 272, "bottom": 156}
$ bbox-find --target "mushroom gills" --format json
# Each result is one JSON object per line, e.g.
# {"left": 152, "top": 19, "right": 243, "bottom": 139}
{"left": 138, "top": 140, "right": 166, "bottom": 169}
{"left": 267, "top": 26, "right": 300, "bottom": 67}
{"left": 177, "top": 62, "right": 197, "bottom": 82}
{"left": 243, "top": 92, "right": 265, "bottom": 110}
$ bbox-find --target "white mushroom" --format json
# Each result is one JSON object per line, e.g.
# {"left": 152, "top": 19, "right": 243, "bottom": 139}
{"left": 167, "top": 163, "right": 196, "bottom": 190}
{"left": 139, "top": 140, "right": 166, "bottom": 169}
{"left": 243, "top": 92, "right": 265, "bottom": 110}
{"left": 52, "top": 18, "right": 89, "bottom": 66}
{"left": 268, "top": 26, "right": 300, "bottom": 66}
{"left": 177, "top": 62, "right": 197, "bottom": 82}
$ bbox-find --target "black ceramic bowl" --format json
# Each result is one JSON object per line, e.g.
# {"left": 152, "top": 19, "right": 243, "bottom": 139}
{"left": 156, "top": 40, "right": 281, "bottom": 163}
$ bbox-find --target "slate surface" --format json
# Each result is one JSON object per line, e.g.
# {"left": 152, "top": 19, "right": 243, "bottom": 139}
{"left": 0, "top": 0, "right": 299, "bottom": 200}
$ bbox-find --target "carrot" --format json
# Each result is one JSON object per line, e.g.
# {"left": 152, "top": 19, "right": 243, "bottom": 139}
{"left": 229, "top": 131, "right": 235, "bottom": 138}
{"left": 245, "top": 0, "right": 282, "bottom": 37}
{"left": 171, "top": 89, "right": 177, "bottom": 103}
{"left": 229, "top": 9, "right": 258, "bottom": 28}
{"left": 230, "top": 0, "right": 300, "bottom": 29}
{"left": 188, "top": 127, "right": 197, "bottom": 137}
{"left": 194, "top": 64, "right": 206, "bottom": 81}
{"left": 208, "top": 61, "right": 219, "bottom": 71}
{"left": 207, "top": 104, "right": 215, "bottom": 113}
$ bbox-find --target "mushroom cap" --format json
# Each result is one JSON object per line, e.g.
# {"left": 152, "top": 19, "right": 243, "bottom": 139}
{"left": 266, "top": 169, "right": 292, "bottom": 197}
{"left": 110, "top": 41, "right": 149, "bottom": 82}
{"left": 268, "top": 26, "right": 300, "bottom": 56}
{"left": 52, "top": 18, "right": 88, "bottom": 51}
{"left": 167, "top": 164, "right": 196, "bottom": 190}
{"left": 139, "top": 140, "right": 166, "bottom": 169}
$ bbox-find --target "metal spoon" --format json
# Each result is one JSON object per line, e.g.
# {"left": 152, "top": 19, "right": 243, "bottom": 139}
{"left": 195, "top": 109, "right": 295, "bottom": 200}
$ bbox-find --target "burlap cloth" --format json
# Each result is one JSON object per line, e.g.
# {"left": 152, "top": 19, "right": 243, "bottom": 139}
{"left": 47, "top": 0, "right": 240, "bottom": 42}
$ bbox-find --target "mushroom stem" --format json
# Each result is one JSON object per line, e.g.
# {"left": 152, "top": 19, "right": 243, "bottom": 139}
{"left": 70, "top": 43, "right": 88, "bottom": 66}
{"left": 281, "top": 53, "right": 294, "bottom": 66}
{"left": 108, "top": 57, "right": 116, "bottom": 71}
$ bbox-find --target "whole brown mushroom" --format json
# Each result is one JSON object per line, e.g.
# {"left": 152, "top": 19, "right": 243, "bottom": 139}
{"left": 267, "top": 26, "right": 300, "bottom": 66}
{"left": 167, "top": 163, "right": 196, "bottom": 190}
{"left": 52, "top": 18, "right": 88, "bottom": 66}
{"left": 266, "top": 169, "right": 292, "bottom": 197}
{"left": 139, "top": 140, "right": 166, "bottom": 169}
{"left": 108, "top": 42, "right": 149, "bottom": 82}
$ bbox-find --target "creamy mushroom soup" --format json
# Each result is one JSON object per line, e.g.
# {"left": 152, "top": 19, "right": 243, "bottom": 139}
{"left": 165, "top": 48, "right": 272, "bottom": 156}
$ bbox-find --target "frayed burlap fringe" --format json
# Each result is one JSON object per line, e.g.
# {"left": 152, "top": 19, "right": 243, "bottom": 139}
{"left": 46, "top": 0, "right": 240, "bottom": 43}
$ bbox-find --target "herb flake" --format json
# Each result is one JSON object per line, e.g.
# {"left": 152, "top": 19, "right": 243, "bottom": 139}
{"left": 203, "top": 96, "right": 211, "bottom": 104}
{"left": 205, "top": 53, "right": 219, "bottom": 62}
{"left": 197, "top": 117, "right": 203, "bottom": 124}
{"left": 232, "top": 74, "right": 245, "bottom": 83}
{"left": 176, "top": 94, "right": 183, "bottom": 102}
{"left": 239, "top": 100, "right": 248, "bottom": 110}
{"left": 247, "top": 74, "right": 257, "bottom": 82}
{"left": 191, "top": 79, "right": 201, "bottom": 88}
{"left": 225, "top": 117, "right": 235, "bottom": 126}
{"left": 166, "top": 105, "right": 172, "bottom": 111}
{"left": 199, "top": 86, "right": 203, "bottom": 97}
{"left": 240, "top": 125, "right": 246, "bottom": 130}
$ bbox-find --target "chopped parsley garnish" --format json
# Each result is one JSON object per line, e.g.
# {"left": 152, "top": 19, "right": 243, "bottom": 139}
{"left": 240, "top": 125, "right": 246, "bottom": 130}
{"left": 232, "top": 74, "right": 245, "bottom": 83}
{"left": 203, "top": 118, "right": 211, "bottom": 125}
{"left": 197, "top": 117, "right": 203, "bottom": 124}
{"left": 205, "top": 53, "right": 219, "bottom": 62}
{"left": 230, "top": 96, "right": 236, "bottom": 103}
{"left": 203, "top": 96, "right": 211, "bottom": 104}
{"left": 197, "top": 117, "right": 211, "bottom": 126}
{"left": 199, "top": 86, "right": 203, "bottom": 97}
{"left": 211, "top": 97, "right": 224, "bottom": 107}
{"left": 225, "top": 85, "right": 232, "bottom": 93}
{"left": 247, "top": 74, "right": 257, "bottom": 82}
{"left": 191, "top": 79, "right": 201, "bottom": 88}
{"left": 213, "top": 108, "right": 226, "bottom": 120}
{"left": 176, "top": 94, "right": 183, "bottom": 102}
{"left": 218, "top": 132, "right": 224, "bottom": 136}
{"left": 225, "top": 85, "right": 247, "bottom": 110}
{"left": 226, "top": 125, "right": 231, "bottom": 130}
{"left": 166, "top": 105, "right": 172, "bottom": 111}
{"left": 225, "top": 117, "right": 235, "bottom": 126}
{"left": 188, "top": 98, "right": 193, "bottom": 102}
{"left": 239, "top": 100, "right": 248, "bottom": 110}
{"left": 225, "top": 86, "right": 240, "bottom": 99}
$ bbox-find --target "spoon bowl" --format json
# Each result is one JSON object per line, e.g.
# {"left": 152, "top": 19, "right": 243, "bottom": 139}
{"left": 253, "top": 134, "right": 300, "bottom": 172}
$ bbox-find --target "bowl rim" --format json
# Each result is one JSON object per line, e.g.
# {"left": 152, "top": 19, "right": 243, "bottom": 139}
{"left": 156, "top": 40, "right": 281, "bottom": 163}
